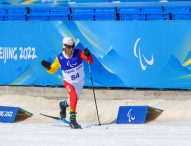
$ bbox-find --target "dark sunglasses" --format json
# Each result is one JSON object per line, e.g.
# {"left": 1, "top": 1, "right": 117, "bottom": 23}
{"left": 64, "top": 44, "right": 75, "bottom": 49}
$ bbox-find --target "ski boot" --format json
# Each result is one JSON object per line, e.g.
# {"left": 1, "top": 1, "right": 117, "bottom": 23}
{"left": 59, "top": 100, "right": 69, "bottom": 119}
{"left": 70, "top": 112, "right": 82, "bottom": 129}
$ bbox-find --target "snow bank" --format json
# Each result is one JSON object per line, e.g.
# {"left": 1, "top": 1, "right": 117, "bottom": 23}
{"left": 0, "top": 93, "right": 191, "bottom": 123}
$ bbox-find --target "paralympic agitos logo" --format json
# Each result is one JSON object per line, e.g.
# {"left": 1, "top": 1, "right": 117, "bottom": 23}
{"left": 67, "top": 61, "right": 77, "bottom": 67}
{"left": 127, "top": 109, "right": 135, "bottom": 122}
{"left": 134, "top": 38, "right": 154, "bottom": 71}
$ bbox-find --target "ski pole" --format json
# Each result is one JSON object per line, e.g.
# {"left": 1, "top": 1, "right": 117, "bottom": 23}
{"left": 88, "top": 61, "right": 101, "bottom": 126}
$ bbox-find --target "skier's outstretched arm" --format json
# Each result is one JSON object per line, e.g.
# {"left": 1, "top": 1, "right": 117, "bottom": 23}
{"left": 41, "top": 57, "right": 60, "bottom": 74}
{"left": 79, "top": 48, "right": 94, "bottom": 64}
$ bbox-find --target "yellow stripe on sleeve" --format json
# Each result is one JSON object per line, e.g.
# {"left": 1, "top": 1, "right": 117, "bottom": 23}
{"left": 46, "top": 57, "right": 61, "bottom": 74}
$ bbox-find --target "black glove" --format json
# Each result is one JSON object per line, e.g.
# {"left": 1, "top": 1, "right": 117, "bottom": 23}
{"left": 41, "top": 60, "right": 51, "bottom": 70}
{"left": 84, "top": 48, "right": 91, "bottom": 57}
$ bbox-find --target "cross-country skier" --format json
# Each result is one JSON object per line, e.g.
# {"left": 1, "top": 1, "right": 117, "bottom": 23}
{"left": 41, "top": 37, "right": 93, "bottom": 129}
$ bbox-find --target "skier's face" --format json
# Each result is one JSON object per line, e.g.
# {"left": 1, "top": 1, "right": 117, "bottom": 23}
{"left": 64, "top": 44, "right": 73, "bottom": 56}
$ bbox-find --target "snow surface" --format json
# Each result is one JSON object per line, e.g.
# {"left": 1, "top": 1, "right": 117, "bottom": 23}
{"left": 1, "top": 121, "right": 191, "bottom": 146}
{"left": 1, "top": 94, "right": 191, "bottom": 146}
